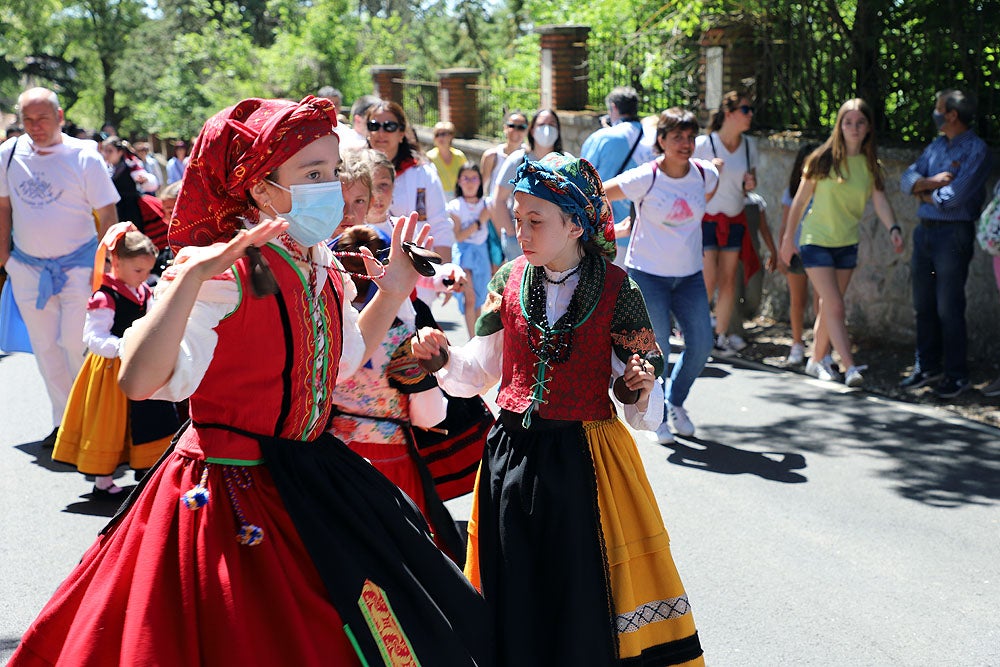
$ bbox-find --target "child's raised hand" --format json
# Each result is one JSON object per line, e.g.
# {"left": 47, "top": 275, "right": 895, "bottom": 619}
{"left": 166, "top": 217, "right": 288, "bottom": 283}
{"left": 369, "top": 212, "right": 431, "bottom": 298}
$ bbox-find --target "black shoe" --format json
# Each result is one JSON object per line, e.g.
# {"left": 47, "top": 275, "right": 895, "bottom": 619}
{"left": 40, "top": 427, "right": 59, "bottom": 448}
{"left": 933, "top": 377, "right": 970, "bottom": 399}
{"left": 899, "top": 369, "right": 943, "bottom": 391}
{"left": 91, "top": 484, "right": 127, "bottom": 501}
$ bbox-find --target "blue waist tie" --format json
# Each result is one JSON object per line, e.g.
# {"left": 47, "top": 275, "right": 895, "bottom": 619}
{"left": 10, "top": 238, "right": 99, "bottom": 309}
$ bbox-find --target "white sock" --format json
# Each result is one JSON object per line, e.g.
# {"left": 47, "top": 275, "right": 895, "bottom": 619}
{"left": 95, "top": 475, "right": 118, "bottom": 491}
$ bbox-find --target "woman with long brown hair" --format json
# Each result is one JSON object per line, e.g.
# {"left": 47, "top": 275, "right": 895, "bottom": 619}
{"left": 779, "top": 98, "right": 904, "bottom": 387}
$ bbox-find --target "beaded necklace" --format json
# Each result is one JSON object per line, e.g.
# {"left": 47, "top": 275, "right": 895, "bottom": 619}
{"left": 518, "top": 253, "right": 603, "bottom": 427}
{"left": 541, "top": 262, "right": 582, "bottom": 285}
{"left": 279, "top": 232, "right": 388, "bottom": 298}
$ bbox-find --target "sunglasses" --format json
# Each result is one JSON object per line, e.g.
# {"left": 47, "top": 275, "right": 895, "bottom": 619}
{"left": 506, "top": 123, "right": 528, "bottom": 130}
{"left": 738, "top": 105, "right": 754, "bottom": 115}
{"left": 367, "top": 120, "right": 402, "bottom": 133}
{"left": 434, "top": 132, "right": 453, "bottom": 138}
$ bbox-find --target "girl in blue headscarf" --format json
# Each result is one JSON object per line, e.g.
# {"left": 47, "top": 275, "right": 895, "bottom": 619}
{"left": 413, "top": 154, "right": 704, "bottom": 666}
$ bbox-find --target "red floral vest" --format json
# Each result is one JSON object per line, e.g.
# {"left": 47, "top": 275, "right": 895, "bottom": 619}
{"left": 496, "top": 256, "right": 624, "bottom": 422}
{"left": 186, "top": 244, "right": 344, "bottom": 452}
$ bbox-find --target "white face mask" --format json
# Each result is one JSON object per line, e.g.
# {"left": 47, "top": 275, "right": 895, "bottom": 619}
{"left": 532, "top": 124, "right": 558, "bottom": 148}
{"left": 266, "top": 179, "right": 345, "bottom": 247}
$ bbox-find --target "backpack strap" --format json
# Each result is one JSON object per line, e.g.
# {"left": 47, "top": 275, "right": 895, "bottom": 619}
{"left": 708, "top": 133, "right": 717, "bottom": 158}
{"left": 614, "top": 122, "right": 644, "bottom": 177}
{"left": 630, "top": 160, "right": 660, "bottom": 233}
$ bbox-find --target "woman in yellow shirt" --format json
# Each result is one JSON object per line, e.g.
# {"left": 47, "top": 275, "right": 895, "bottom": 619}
{"left": 779, "top": 99, "right": 904, "bottom": 387}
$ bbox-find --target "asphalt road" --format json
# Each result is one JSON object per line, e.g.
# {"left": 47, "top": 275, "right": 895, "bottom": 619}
{"left": 2, "top": 297, "right": 998, "bottom": 665}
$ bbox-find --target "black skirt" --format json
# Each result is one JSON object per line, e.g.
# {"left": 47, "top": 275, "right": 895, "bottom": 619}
{"left": 475, "top": 411, "right": 619, "bottom": 666}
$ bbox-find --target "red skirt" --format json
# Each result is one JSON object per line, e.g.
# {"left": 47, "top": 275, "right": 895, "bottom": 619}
{"left": 9, "top": 450, "right": 359, "bottom": 666}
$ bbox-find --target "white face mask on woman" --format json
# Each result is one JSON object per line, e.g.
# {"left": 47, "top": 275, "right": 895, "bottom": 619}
{"left": 532, "top": 124, "right": 558, "bottom": 148}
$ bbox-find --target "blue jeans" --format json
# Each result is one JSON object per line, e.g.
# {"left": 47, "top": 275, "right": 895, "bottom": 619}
{"left": 911, "top": 221, "right": 974, "bottom": 380}
{"left": 628, "top": 268, "right": 713, "bottom": 410}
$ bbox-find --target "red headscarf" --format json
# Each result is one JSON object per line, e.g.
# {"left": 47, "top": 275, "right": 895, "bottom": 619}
{"left": 169, "top": 95, "right": 338, "bottom": 250}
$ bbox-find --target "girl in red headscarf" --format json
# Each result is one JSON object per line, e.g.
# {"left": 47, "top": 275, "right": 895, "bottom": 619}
{"left": 9, "top": 97, "right": 492, "bottom": 667}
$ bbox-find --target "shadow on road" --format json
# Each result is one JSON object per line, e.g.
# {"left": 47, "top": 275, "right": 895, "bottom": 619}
{"left": 62, "top": 486, "right": 135, "bottom": 518}
{"left": 659, "top": 437, "right": 808, "bottom": 483}
{"left": 707, "top": 383, "right": 1000, "bottom": 508}
{"left": 14, "top": 441, "right": 77, "bottom": 473}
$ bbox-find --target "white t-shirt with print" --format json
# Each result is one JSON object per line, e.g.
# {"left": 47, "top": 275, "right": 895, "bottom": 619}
{"left": 693, "top": 132, "right": 757, "bottom": 217}
{"left": 618, "top": 158, "right": 719, "bottom": 278}
{"left": 446, "top": 197, "right": 489, "bottom": 245}
{"left": 0, "top": 134, "right": 120, "bottom": 258}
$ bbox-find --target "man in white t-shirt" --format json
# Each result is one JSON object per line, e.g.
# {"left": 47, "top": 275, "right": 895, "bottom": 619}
{"left": 0, "top": 87, "right": 120, "bottom": 444}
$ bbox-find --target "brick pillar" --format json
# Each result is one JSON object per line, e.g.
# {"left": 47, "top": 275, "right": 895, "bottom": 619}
{"left": 437, "top": 68, "right": 480, "bottom": 138}
{"left": 370, "top": 66, "right": 407, "bottom": 106}
{"left": 536, "top": 25, "right": 590, "bottom": 111}
{"left": 699, "top": 23, "right": 757, "bottom": 123}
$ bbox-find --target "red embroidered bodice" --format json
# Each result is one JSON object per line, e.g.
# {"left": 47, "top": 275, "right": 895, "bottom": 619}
{"left": 496, "top": 256, "right": 624, "bottom": 422}
{"left": 185, "top": 244, "right": 344, "bottom": 453}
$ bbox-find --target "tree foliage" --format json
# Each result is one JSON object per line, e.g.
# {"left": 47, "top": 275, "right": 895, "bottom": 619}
{"left": 1, "top": 0, "right": 997, "bottom": 146}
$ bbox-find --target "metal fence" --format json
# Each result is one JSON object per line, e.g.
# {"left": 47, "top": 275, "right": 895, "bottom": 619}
{"left": 472, "top": 82, "right": 539, "bottom": 140}
{"left": 751, "top": 7, "right": 999, "bottom": 147}
{"left": 586, "top": 30, "right": 701, "bottom": 117}
{"left": 396, "top": 78, "right": 440, "bottom": 129}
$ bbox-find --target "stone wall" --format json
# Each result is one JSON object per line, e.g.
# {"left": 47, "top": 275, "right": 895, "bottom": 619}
{"left": 754, "top": 136, "right": 1000, "bottom": 359}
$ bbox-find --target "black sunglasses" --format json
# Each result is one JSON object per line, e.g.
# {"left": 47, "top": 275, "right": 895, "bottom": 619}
{"left": 738, "top": 105, "right": 754, "bottom": 115}
{"left": 367, "top": 120, "right": 402, "bottom": 133}
{"left": 506, "top": 123, "right": 528, "bottom": 130}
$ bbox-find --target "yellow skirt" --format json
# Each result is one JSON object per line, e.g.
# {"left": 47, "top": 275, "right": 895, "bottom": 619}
{"left": 54, "top": 353, "right": 171, "bottom": 474}
{"left": 465, "top": 415, "right": 703, "bottom": 665}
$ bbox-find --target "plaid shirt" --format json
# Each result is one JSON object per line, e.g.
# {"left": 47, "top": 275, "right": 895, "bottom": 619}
{"left": 900, "top": 129, "right": 992, "bottom": 222}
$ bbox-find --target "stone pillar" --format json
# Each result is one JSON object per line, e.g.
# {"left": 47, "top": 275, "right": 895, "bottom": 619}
{"left": 370, "top": 66, "right": 407, "bottom": 106}
{"left": 536, "top": 25, "right": 590, "bottom": 111}
{"left": 699, "top": 23, "right": 757, "bottom": 122}
{"left": 437, "top": 68, "right": 480, "bottom": 138}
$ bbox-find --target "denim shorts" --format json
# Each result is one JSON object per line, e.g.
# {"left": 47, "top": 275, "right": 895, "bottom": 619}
{"left": 702, "top": 220, "right": 745, "bottom": 251}
{"left": 798, "top": 243, "right": 858, "bottom": 270}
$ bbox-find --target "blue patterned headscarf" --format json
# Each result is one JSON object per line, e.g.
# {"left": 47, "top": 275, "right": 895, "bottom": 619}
{"left": 511, "top": 154, "right": 616, "bottom": 259}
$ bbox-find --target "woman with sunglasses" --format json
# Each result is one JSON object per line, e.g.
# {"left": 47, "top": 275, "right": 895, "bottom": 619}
{"left": 490, "top": 109, "right": 571, "bottom": 260}
{"left": 693, "top": 91, "right": 760, "bottom": 356}
{"left": 480, "top": 111, "right": 528, "bottom": 199}
{"left": 366, "top": 101, "right": 453, "bottom": 264}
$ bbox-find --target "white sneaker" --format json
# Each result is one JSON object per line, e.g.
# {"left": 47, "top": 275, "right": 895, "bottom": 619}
{"left": 844, "top": 365, "right": 867, "bottom": 388}
{"left": 655, "top": 421, "right": 676, "bottom": 444}
{"left": 805, "top": 359, "right": 835, "bottom": 382}
{"left": 727, "top": 333, "right": 747, "bottom": 352}
{"left": 712, "top": 333, "right": 734, "bottom": 357}
{"left": 786, "top": 342, "right": 805, "bottom": 365}
{"left": 821, "top": 355, "right": 843, "bottom": 381}
{"left": 668, "top": 403, "right": 695, "bottom": 437}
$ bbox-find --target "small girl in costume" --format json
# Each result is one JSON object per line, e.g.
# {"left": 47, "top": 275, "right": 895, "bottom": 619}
{"left": 53, "top": 223, "right": 179, "bottom": 498}
{"left": 448, "top": 162, "right": 492, "bottom": 336}
{"left": 413, "top": 154, "right": 704, "bottom": 666}
{"left": 329, "top": 225, "right": 466, "bottom": 563}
